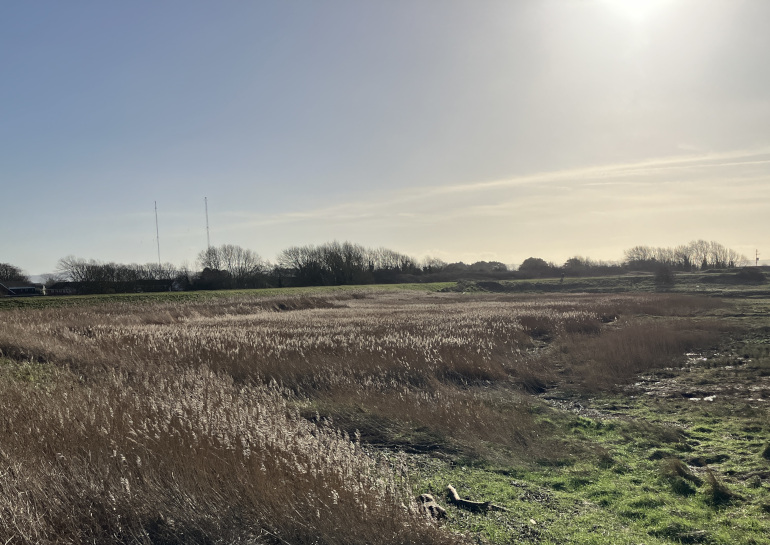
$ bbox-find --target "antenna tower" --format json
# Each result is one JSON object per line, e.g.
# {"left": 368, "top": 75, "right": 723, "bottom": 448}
{"left": 757, "top": 249, "right": 760, "bottom": 267}
{"left": 205, "top": 197, "right": 211, "bottom": 249}
{"left": 155, "top": 201, "right": 161, "bottom": 266}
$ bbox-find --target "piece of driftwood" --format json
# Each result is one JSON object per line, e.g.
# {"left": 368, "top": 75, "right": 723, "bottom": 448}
{"left": 446, "top": 485, "right": 507, "bottom": 513}
{"left": 418, "top": 493, "right": 447, "bottom": 519}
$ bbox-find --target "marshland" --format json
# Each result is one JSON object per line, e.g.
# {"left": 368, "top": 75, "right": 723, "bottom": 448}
{"left": 1, "top": 280, "right": 769, "bottom": 544}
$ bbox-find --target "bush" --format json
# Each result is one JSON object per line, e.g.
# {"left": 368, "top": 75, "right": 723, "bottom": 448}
{"left": 655, "top": 265, "right": 675, "bottom": 286}
{"left": 736, "top": 267, "right": 766, "bottom": 283}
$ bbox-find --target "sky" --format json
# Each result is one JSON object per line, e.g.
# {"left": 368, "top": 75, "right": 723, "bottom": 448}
{"left": 2, "top": 0, "right": 769, "bottom": 276}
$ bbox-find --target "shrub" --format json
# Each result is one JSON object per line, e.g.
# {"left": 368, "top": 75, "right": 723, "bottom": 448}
{"left": 655, "top": 265, "right": 675, "bottom": 286}
{"left": 736, "top": 267, "right": 766, "bottom": 283}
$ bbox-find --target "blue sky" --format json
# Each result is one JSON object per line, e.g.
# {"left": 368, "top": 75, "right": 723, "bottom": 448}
{"left": 2, "top": 0, "right": 769, "bottom": 275}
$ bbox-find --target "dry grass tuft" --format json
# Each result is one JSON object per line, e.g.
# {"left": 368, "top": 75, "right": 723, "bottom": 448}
{"left": 703, "top": 469, "right": 738, "bottom": 507}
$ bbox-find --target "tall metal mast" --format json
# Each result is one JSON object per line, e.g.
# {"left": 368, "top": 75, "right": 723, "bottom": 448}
{"left": 205, "top": 197, "right": 211, "bottom": 249}
{"left": 155, "top": 201, "right": 161, "bottom": 266}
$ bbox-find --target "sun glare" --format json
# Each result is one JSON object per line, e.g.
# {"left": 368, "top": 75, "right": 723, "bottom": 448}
{"left": 604, "top": 0, "right": 669, "bottom": 23}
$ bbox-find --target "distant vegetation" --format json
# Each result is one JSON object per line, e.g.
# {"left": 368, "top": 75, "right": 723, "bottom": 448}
{"left": 624, "top": 240, "right": 748, "bottom": 271}
{"left": 0, "top": 263, "right": 30, "bottom": 283}
{"left": 0, "top": 239, "right": 753, "bottom": 296}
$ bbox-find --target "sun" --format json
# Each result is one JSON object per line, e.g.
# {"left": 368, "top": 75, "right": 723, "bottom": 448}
{"left": 604, "top": 0, "right": 669, "bottom": 23}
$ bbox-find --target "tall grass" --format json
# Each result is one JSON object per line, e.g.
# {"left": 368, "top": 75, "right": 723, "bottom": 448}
{"left": 0, "top": 290, "right": 729, "bottom": 542}
{"left": 0, "top": 364, "right": 455, "bottom": 544}
{"left": 560, "top": 319, "right": 726, "bottom": 391}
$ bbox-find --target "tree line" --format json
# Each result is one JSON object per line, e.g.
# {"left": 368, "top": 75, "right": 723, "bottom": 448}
{"left": 0, "top": 263, "right": 30, "bottom": 283}
{"left": 44, "top": 257, "right": 187, "bottom": 294}
{"left": 624, "top": 240, "right": 747, "bottom": 271}
{"left": 515, "top": 241, "right": 749, "bottom": 279}
{"left": 0, "top": 239, "right": 754, "bottom": 294}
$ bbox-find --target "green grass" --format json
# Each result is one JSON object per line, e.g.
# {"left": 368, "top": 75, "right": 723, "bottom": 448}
{"left": 406, "top": 296, "right": 770, "bottom": 544}
{"left": 0, "top": 281, "right": 457, "bottom": 310}
{"left": 0, "top": 356, "right": 59, "bottom": 386}
{"left": 411, "top": 395, "right": 770, "bottom": 543}
{"left": 4, "top": 266, "right": 766, "bottom": 312}
{"left": 436, "top": 270, "right": 770, "bottom": 302}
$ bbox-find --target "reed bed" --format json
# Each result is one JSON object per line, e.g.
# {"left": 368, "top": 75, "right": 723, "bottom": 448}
{"left": 0, "top": 290, "right": 728, "bottom": 543}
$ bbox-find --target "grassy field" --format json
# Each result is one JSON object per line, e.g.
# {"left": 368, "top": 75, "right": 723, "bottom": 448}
{"left": 0, "top": 282, "right": 456, "bottom": 311}
{"left": 1, "top": 275, "right": 768, "bottom": 544}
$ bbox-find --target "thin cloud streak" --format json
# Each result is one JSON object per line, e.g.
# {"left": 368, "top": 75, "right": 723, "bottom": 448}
{"left": 193, "top": 147, "right": 769, "bottom": 267}
{"left": 425, "top": 146, "right": 770, "bottom": 196}
{"left": 225, "top": 148, "right": 770, "bottom": 230}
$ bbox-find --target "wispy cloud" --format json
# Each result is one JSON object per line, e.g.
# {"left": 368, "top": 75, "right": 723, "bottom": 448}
{"left": 225, "top": 147, "right": 770, "bottom": 230}
{"left": 194, "top": 147, "right": 770, "bottom": 267}
{"left": 417, "top": 146, "right": 770, "bottom": 196}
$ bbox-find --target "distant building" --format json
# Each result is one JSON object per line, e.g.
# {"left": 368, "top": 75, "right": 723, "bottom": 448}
{"left": 0, "top": 281, "right": 43, "bottom": 297}
{"left": 45, "top": 282, "right": 79, "bottom": 296}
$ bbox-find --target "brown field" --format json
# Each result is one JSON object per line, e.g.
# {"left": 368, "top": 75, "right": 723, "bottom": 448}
{"left": 0, "top": 290, "right": 731, "bottom": 544}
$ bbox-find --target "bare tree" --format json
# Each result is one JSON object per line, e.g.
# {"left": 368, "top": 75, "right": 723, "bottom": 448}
{"left": 197, "top": 247, "right": 222, "bottom": 271}
{"left": 422, "top": 257, "right": 447, "bottom": 273}
{"left": 626, "top": 240, "right": 746, "bottom": 271}
{"left": 0, "top": 263, "right": 30, "bottom": 283}
{"left": 278, "top": 245, "right": 325, "bottom": 285}
{"left": 40, "top": 272, "right": 66, "bottom": 287}
{"left": 198, "top": 244, "right": 266, "bottom": 288}
{"left": 674, "top": 245, "right": 694, "bottom": 270}
{"left": 654, "top": 246, "right": 675, "bottom": 266}
{"left": 56, "top": 256, "right": 92, "bottom": 282}
{"left": 222, "top": 245, "right": 266, "bottom": 286}
{"left": 624, "top": 246, "right": 655, "bottom": 266}
{"left": 689, "top": 240, "right": 710, "bottom": 269}
{"left": 727, "top": 248, "right": 748, "bottom": 268}
{"left": 277, "top": 242, "right": 418, "bottom": 286}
